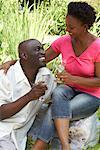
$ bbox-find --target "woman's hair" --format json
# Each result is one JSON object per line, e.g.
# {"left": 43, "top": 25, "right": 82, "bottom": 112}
{"left": 67, "top": 2, "right": 96, "bottom": 29}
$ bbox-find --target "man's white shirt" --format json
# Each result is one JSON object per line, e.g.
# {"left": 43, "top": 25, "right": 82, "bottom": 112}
{"left": 0, "top": 60, "right": 56, "bottom": 150}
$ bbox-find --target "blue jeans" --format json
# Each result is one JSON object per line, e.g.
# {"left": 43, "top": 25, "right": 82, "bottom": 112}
{"left": 52, "top": 85, "right": 100, "bottom": 120}
{"left": 30, "top": 85, "right": 100, "bottom": 143}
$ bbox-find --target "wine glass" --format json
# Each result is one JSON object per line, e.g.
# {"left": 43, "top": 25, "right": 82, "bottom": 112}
{"left": 38, "top": 74, "right": 50, "bottom": 102}
{"left": 56, "top": 59, "right": 67, "bottom": 84}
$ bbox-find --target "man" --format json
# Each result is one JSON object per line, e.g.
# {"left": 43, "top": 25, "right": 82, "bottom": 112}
{"left": 0, "top": 39, "right": 56, "bottom": 150}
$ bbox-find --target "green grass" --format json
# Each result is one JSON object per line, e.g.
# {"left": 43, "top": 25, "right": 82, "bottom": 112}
{"left": 87, "top": 144, "right": 100, "bottom": 150}
{"left": 26, "top": 136, "right": 100, "bottom": 150}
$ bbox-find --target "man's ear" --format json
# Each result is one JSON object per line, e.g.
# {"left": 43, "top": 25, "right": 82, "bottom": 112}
{"left": 21, "top": 52, "right": 28, "bottom": 60}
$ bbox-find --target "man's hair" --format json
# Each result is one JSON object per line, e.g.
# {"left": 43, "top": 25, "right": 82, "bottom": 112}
{"left": 18, "top": 39, "right": 37, "bottom": 50}
{"left": 18, "top": 39, "right": 39, "bottom": 58}
{"left": 67, "top": 2, "right": 96, "bottom": 29}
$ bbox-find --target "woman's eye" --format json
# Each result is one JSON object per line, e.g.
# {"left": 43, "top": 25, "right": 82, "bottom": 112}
{"left": 70, "top": 27, "right": 74, "bottom": 30}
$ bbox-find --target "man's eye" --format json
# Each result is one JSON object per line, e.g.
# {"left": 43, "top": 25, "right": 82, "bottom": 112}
{"left": 36, "top": 48, "right": 40, "bottom": 51}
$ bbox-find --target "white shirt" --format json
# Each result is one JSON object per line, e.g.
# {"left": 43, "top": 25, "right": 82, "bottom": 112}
{"left": 0, "top": 61, "right": 56, "bottom": 150}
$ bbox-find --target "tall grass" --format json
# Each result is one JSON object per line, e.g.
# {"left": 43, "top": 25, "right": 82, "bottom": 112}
{"left": 0, "top": 0, "right": 62, "bottom": 62}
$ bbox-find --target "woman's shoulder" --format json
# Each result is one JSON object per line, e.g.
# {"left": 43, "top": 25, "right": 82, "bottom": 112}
{"left": 51, "top": 35, "right": 71, "bottom": 53}
{"left": 58, "top": 34, "right": 71, "bottom": 41}
{"left": 94, "top": 37, "right": 100, "bottom": 44}
{"left": 89, "top": 38, "right": 100, "bottom": 60}
{"left": 52, "top": 35, "right": 71, "bottom": 45}
{"left": 93, "top": 38, "right": 100, "bottom": 50}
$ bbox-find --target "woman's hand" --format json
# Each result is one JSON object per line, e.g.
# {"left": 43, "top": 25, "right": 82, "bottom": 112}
{"left": 0, "top": 60, "right": 17, "bottom": 74}
{"left": 56, "top": 71, "right": 73, "bottom": 84}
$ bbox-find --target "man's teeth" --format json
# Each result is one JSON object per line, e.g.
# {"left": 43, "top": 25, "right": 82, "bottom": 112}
{"left": 39, "top": 57, "right": 45, "bottom": 61}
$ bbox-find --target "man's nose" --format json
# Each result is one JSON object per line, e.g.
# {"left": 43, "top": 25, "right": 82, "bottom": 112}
{"left": 41, "top": 49, "right": 45, "bottom": 54}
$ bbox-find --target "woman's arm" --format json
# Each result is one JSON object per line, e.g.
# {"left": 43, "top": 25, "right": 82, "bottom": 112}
{"left": 57, "top": 62, "right": 100, "bottom": 87}
{"left": 72, "top": 62, "right": 100, "bottom": 87}
{"left": 0, "top": 60, "right": 17, "bottom": 74}
{"left": 45, "top": 46, "right": 59, "bottom": 63}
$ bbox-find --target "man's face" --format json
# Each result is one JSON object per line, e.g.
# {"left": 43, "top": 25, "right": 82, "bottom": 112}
{"left": 28, "top": 41, "right": 46, "bottom": 68}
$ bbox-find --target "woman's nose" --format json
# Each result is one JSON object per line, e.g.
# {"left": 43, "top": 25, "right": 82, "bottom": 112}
{"left": 66, "top": 26, "right": 70, "bottom": 33}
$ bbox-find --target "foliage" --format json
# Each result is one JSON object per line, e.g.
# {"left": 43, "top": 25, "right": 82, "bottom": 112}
{"left": 0, "top": 0, "right": 62, "bottom": 62}
{"left": 91, "top": 12, "right": 100, "bottom": 37}
{"left": 48, "top": 0, "right": 67, "bottom": 35}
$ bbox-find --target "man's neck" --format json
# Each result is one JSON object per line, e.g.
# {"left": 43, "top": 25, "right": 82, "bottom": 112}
{"left": 20, "top": 61, "right": 39, "bottom": 84}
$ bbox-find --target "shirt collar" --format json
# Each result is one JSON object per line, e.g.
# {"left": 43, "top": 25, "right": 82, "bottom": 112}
{"left": 12, "top": 61, "right": 50, "bottom": 85}
{"left": 13, "top": 60, "right": 29, "bottom": 85}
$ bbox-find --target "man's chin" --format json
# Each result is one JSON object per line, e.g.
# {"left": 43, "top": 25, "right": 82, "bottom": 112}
{"left": 40, "top": 62, "right": 46, "bottom": 67}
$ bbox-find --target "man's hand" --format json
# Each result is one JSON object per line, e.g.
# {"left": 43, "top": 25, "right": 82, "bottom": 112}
{"left": 28, "top": 82, "right": 48, "bottom": 100}
{"left": 0, "top": 82, "right": 47, "bottom": 120}
{"left": 0, "top": 60, "right": 16, "bottom": 74}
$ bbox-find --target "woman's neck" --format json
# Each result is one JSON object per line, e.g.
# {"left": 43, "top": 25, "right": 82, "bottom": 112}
{"left": 72, "top": 32, "right": 97, "bottom": 56}
{"left": 73, "top": 32, "right": 96, "bottom": 46}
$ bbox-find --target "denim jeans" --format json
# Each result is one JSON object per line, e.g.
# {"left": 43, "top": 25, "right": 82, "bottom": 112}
{"left": 52, "top": 85, "right": 100, "bottom": 120}
{"left": 29, "top": 85, "right": 100, "bottom": 144}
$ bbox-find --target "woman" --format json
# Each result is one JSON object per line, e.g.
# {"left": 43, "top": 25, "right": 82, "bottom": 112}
{"left": 32, "top": 2, "right": 100, "bottom": 150}
{"left": 1, "top": 2, "right": 100, "bottom": 150}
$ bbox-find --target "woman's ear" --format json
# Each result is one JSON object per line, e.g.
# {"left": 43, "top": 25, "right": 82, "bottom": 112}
{"left": 84, "top": 24, "right": 88, "bottom": 32}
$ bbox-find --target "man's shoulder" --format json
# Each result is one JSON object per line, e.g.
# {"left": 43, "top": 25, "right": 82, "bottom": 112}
{"left": 0, "top": 69, "right": 5, "bottom": 75}
{"left": 0, "top": 70, "right": 7, "bottom": 80}
{"left": 0, "top": 61, "right": 20, "bottom": 85}
{"left": 0, "top": 69, "right": 11, "bottom": 89}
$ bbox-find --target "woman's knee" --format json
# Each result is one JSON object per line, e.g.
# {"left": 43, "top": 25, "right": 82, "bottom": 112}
{"left": 71, "top": 93, "right": 100, "bottom": 119}
{"left": 52, "top": 85, "right": 75, "bottom": 102}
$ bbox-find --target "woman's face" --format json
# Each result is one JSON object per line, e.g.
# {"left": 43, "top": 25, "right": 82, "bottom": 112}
{"left": 66, "top": 15, "right": 86, "bottom": 39}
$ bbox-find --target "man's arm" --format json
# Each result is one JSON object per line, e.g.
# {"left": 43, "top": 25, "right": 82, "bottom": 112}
{"left": 0, "top": 82, "right": 47, "bottom": 120}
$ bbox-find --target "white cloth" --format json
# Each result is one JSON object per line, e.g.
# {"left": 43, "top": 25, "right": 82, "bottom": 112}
{"left": 69, "top": 113, "right": 99, "bottom": 150}
{"left": 0, "top": 61, "right": 56, "bottom": 150}
{"left": 0, "top": 134, "right": 16, "bottom": 150}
